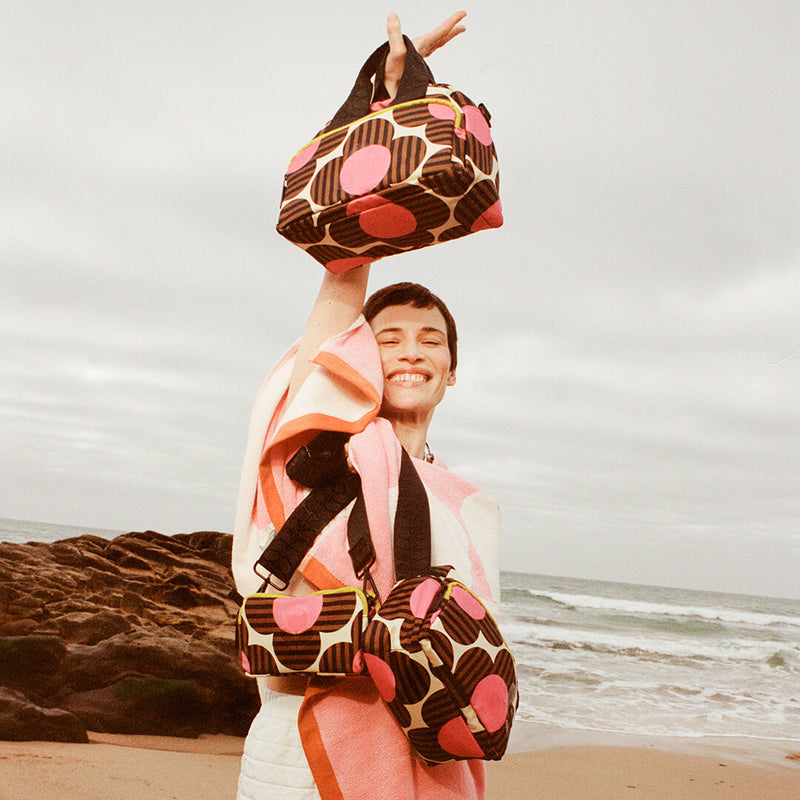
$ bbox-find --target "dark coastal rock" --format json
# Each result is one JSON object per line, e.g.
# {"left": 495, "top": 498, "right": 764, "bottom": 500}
{"left": 64, "top": 676, "right": 213, "bottom": 738}
{"left": 0, "top": 687, "right": 88, "bottom": 743}
{"left": 0, "top": 530, "right": 260, "bottom": 741}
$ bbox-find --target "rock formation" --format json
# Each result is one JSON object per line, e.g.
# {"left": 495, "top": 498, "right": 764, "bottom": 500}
{"left": 0, "top": 530, "right": 260, "bottom": 741}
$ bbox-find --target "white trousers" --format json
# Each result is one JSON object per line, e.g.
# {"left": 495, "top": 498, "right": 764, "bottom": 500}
{"left": 236, "top": 685, "right": 321, "bottom": 800}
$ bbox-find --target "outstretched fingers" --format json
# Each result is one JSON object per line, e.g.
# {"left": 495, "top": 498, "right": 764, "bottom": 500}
{"left": 384, "top": 11, "right": 467, "bottom": 99}
{"left": 412, "top": 10, "right": 467, "bottom": 58}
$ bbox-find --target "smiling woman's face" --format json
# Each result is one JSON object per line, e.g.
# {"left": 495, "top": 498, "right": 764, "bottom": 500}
{"left": 369, "top": 303, "right": 456, "bottom": 426}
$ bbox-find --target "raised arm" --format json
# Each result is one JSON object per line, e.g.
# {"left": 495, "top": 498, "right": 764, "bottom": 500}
{"left": 286, "top": 264, "right": 371, "bottom": 406}
{"left": 285, "top": 11, "right": 467, "bottom": 406}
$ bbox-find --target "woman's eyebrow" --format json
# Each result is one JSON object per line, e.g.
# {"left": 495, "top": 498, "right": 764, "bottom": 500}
{"left": 375, "top": 325, "right": 446, "bottom": 336}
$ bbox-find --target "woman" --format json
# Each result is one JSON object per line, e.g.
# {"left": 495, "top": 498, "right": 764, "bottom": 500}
{"left": 232, "top": 12, "right": 500, "bottom": 800}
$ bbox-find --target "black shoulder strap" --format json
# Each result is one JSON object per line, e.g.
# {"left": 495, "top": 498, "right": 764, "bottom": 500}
{"left": 347, "top": 449, "right": 431, "bottom": 584}
{"left": 254, "top": 470, "right": 361, "bottom": 590}
{"left": 393, "top": 449, "right": 432, "bottom": 579}
{"left": 253, "top": 448, "right": 430, "bottom": 592}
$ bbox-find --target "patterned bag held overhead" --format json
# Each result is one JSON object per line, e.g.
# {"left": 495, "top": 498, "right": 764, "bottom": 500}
{"left": 277, "top": 36, "right": 503, "bottom": 272}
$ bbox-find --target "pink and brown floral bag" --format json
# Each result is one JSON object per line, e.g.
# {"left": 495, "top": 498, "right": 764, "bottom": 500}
{"left": 276, "top": 36, "right": 503, "bottom": 272}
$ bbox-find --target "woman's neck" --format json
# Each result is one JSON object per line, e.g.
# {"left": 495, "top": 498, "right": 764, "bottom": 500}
{"left": 388, "top": 418, "right": 430, "bottom": 460}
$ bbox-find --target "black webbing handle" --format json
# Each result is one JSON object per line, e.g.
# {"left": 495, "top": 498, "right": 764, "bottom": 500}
{"left": 254, "top": 470, "right": 361, "bottom": 589}
{"left": 327, "top": 36, "right": 436, "bottom": 131}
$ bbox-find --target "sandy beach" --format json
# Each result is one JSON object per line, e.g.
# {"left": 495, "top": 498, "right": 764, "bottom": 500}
{"left": 1, "top": 723, "right": 797, "bottom": 800}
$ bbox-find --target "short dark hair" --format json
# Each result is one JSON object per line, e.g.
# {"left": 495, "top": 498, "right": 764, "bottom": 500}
{"left": 363, "top": 282, "right": 458, "bottom": 371}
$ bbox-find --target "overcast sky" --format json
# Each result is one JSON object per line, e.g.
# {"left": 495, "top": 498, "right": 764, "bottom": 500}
{"left": 2, "top": 1, "right": 798, "bottom": 599}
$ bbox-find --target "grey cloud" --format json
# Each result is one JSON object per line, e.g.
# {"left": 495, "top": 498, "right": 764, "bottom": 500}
{"left": 2, "top": 0, "right": 798, "bottom": 597}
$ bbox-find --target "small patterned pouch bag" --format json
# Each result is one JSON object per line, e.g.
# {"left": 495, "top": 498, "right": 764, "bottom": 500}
{"left": 276, "top": 36, "right": 503, "bottom": 272}
{"left": 236, "top": 466, "right": 367, "bottom": 677}
{"left": 238, "top": 585, "right": 368, "bottom": 676}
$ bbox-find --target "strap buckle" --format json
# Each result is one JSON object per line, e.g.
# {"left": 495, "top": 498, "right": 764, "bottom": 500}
{"left": 253, "top": 562, "right": 290, "bottom": 593}
{"left": 362, "top": 567, "right": 379, "bottom": 608}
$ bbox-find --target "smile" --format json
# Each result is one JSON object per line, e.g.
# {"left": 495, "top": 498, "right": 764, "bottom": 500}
{"left": 388, "top": 372, "right": 429, "bottom": 384}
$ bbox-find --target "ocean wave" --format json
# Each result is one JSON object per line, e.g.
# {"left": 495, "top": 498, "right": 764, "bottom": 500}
{"left": 523, "top": 589, "right": 800, "bottom": 629}
{"left": 509, "top": 622, "right": 800, "bottom": 668}
{"left": 514, "top": 670, "right": 800, "bottom": 740}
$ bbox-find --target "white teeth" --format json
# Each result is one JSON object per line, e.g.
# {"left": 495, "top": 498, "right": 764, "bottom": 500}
{"left": 389, "top": 373, "right": 427, "bottom": 383}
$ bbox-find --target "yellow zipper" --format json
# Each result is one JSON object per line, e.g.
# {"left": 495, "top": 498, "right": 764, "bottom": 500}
{"left": 287, "top": 97, "right": 463, "bottom": 166}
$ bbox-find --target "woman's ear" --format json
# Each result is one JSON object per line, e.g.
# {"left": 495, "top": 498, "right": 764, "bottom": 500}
{"left": 447, "top": 370, "right": 456, "bottom": 386}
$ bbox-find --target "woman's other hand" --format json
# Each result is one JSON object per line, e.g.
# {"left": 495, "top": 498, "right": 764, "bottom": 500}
{"left": 383, "top": 10, "right": 467, "bottom": 98}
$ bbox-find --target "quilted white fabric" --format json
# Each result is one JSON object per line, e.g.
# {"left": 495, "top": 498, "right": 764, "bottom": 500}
{"left": 236, "top": 685, "right": 321, "bottom": 800}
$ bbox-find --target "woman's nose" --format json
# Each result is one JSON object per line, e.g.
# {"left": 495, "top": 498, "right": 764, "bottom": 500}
{"left": 397, "top": 341, "right": 423, "bottom": 361}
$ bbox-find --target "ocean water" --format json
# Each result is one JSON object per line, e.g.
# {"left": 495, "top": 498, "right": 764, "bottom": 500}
{"left": 0, "top": 518, "right": 126, "bottom": 545}
{"left": 501, "top": 571, "right": 800, "bottom": 743}
{"left": 3, "top": 518, "right": 799, "bottom": 743}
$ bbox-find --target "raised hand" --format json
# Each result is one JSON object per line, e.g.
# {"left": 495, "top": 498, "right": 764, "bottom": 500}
{"left": 383, "top": 11, "right": 467, "bottom": 98}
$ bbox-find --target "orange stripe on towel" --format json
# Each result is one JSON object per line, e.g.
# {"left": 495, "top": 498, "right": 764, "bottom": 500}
{"left": 300, "top": 556, "right": 344, "bottom": 591}
{"left": 298, "top": 681, "right": 346, "bottom": 800}
{"left": 313, "top": 350, "right": 382, "bottom": 410}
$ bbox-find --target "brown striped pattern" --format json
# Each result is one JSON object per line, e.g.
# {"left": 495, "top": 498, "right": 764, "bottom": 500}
{"left": 272, "top": 630, "right": 322, "bottom": 671}
{"left": 282, "top": 160, "right": 317, "bottom": 203}
{"left": 329, "top": 220, "right": 436, "bottom": 252}
{"left": 310, "top": 156, "right": 346, "bottom": 206}
{"left": 314, "top": 127, "right": 348, "bottom": 159}
{"left": 437, "top": 603, "right": 481, "bottom": 645}
{"left": 385, "top": 185, "right": 452, "bottom": 230}
{"left": 318, "top": 642, "right": 356, "bottom": 674}
{"left": 342, "top": 117, "right": 393, "bottom": 156}
{"left": 244, "top": 645, "right": 279, "bottom": 675}
{"left": 304, "top": 244, "right": 361, "bottom": 265}
{"left": 493, "top": 649, "right": 517, "bottom": 688}
{"left": 403, "top": 193, "right": 452, "bottom": 232}
{"left": 386, "top": 135, "right": 427, "bottom": 184}
{"left": 423, "top": 117, "right": 457, "bottom": 147}
{"left": 451, "top": 647, "right": 493, "bottom": 692}
{"left": 327, "top": 214, "right": 374, "bottom": 249}
{"left": 464, "top": 132, "right": 494, "bottom": 175}
{"left": 454, "top": 179, "right": 501, "bottom": 227}
{"left": 390, "top": 105, "right": 431, "bottom": 128}
{"left": 278, "top": 200, "right": 325, "bottom": 244}
{"left": 419, "top": 150, "right": 471, "bottom": 197}
{"left": 407, "top": 726, "right": 447, "bottom": 759}
{"left": 278, "top": 197, "right": 314, "bottom": 228}
{"left": 243, "top": 591, "right": 361, "bottom": 635}
{"left": 390, "top": 652, "right": 432, "bottom": 704}
{"left": 436, "top": 223, "right": 471, "bottom": 243}
{"left": 420, "top": 687, "right": 462, "bottom": 727}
